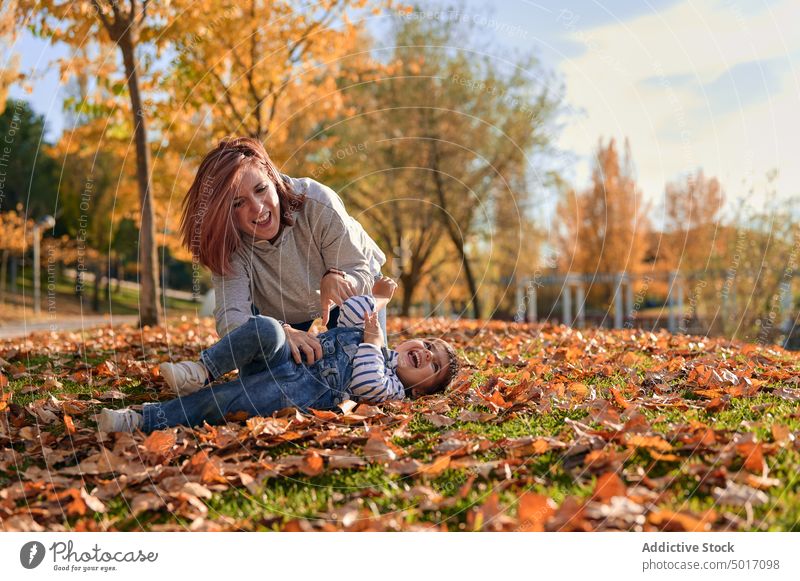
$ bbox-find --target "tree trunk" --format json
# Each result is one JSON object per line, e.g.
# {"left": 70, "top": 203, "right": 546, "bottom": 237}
{"left": 119, "top": 33, "right": 162, "bottom": 327}
{"left": 103, "top": 266, "right": 111, "bottom": 307}
{"left": 400, "top": 273, "right": 415, "bottom": 317}
{"left": 9, "top": 255, "right": 17, "bottom": 290}
{"left": 428, "top": 142, "right": 482, "bottom": 319}
{"left": 456, "top": 242, "right": 481, "bottom": 319}
{"left": 0, "top": 249, "right": 7, "bottom": 302}
{"left": 92, "top": 263, "right": 101, "bottom": 313}
{"left": 115, "top": 258, "right": 123, "bottom": 293}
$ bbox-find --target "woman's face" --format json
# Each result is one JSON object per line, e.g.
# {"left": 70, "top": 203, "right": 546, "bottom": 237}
{"left": 232, "top": 165, "right": 280, "bottom": 241}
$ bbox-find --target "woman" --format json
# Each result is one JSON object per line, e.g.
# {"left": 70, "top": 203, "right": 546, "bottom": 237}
{"left": 176, "top": 136, "right": 385, "bottom": 376}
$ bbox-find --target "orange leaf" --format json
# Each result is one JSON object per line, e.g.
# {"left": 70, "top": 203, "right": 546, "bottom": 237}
{"left": 648, "top": 509, "right": 712, "bottom": 531}
{"left": 736, "top": 441, "right": 765, "bottom": 473}
{"left": 420, "top": 455, "right": 451, "bottom": 476}
{"left": 568, "top": 382, "right": 590, "bottom": 400}
{"left": 143, "top": 430, "right": 176, "bottom": 456}
{"left": 63, "top": 414, "right": 76, "bottom": 434}
{"left": 609, "top": 386, "right": 632, "bottom": 409}
{"left": 95, "top": 360, "right": 117, "bottom": 377}
{"left": 300, "top": 451, "right": 324, "bottom": 476}
{"left": 626, "top": 434, "right": 672, "bottom": 452}
{"left": 505, "top": 437, "right": 550, "bottom": 458}
{"left": 593, "top": 472, "right": 626, "bottom": 502}
{"left": 65, "top": 490, "right": 87, "bottom": 517}
{"left": 517, "top": 493, "right": 556, "bottom": 532}
{"left": 650, "top": 451, "right": 682, "bottom": 462}
{"left": 771, "top": 424, "right": 791, "bottom": 444}
{"left": 310, "top": 409, "right": 338, "bottom": 421}
{"left": 704, "top": 397, "right": 728, "bottom": 412}
{"left": 468, "top": 492, "right": 501, "bottom": 531}
{"left": 200, "top": 460, "right": 226, "bottom": 485}
{"left": 487, "top": 390, "right": 510, "bottom": 409}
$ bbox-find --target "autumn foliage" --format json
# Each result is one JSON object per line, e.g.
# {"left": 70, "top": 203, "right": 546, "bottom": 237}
{"left": 1, "top": 318, "right": 798, "bottom": 531}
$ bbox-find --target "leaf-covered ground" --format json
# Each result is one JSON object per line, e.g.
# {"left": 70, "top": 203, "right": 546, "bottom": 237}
{"left": 1, "top": 318, "right": 799, "bottom": 532}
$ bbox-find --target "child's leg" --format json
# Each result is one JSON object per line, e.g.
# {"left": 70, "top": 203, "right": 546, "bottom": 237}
{"left": 140, "top": 365, "right": 337, "bottom": 432}
{"left": 201, "top": 315, "right": 289, "bottom": 380}
{"left": 141, "top": 372, "right": 280, "bottom": 431}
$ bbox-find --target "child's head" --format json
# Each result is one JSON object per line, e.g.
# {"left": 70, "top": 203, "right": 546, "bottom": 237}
{"left": 394, "top": 338, "right": 459, "bottom": 398}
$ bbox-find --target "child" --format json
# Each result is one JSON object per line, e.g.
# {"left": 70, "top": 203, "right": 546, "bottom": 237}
{"left": 97, "top": 277, "right": 458, "bottom": 433}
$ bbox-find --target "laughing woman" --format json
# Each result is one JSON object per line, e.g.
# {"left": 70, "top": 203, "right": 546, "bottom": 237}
{"left": 163, "top": 136, "right": 386, "bottom": 394}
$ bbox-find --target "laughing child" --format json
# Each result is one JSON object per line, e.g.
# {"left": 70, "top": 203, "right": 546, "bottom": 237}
{"left": 97, "top": 277, "right": 458, "bottom": 432}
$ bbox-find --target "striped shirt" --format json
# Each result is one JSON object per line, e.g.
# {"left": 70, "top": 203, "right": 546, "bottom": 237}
{"left": 337, "top": 295, "right": 404, "bottom": 403}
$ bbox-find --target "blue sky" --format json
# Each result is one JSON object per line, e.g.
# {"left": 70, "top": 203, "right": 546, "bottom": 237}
{"left": 8, "top": 0, "right": 800, "bottom": 221}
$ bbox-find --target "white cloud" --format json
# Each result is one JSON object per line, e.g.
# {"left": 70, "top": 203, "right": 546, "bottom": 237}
{"left": 556, "top": 0, "right": 800, "bottom": 218}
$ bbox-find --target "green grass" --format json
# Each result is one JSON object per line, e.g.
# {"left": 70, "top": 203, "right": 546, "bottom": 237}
{"left": 12, "top": 272, "right": 198, "bottom": 315}
{"left": 4, "top": 316, "right": 800, "bottom": 531}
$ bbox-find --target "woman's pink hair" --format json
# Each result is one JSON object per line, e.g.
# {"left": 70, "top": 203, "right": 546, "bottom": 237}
{"left": 180, "top": 137, "right": 305, "bottom": 275}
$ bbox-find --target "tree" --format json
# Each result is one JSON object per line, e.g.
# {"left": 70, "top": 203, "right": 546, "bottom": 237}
{"left": 557, "top": 138, "right": 651, "bottom": 306}
{"left": 160, "top": 0, "right": 384, "bottom": 168}
{"left": 0, "top": 208, "right": 32, "bottom": 298}
{"left": 0, "top": 99, "right": 59, "bottom": 216}
{"left": 664, "top": 170, "right": 725, "bottom": 273}
{"left": 16, "top": 0, "right": 169, "bottom": 326}
{"left": 55, "top": 139, "right": 129, "bottom": 311}
{"left": 0, "top": 0, "right": 21, "bottom": 115}
{"left": 652, "top": 170, "right": 726, "bottom": 332}
{"left": 323, "top": 9, "right": 561, "bottom": 317}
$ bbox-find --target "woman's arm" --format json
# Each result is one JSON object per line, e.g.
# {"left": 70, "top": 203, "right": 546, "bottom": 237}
{"left": 212, "top": 258, "right": 322, "bottom": 364}
{"left": 211, "top": 256, "right": 253, "bottom": 337}
{"left": 306, "top": 180, "right": 384, "bottom": 317}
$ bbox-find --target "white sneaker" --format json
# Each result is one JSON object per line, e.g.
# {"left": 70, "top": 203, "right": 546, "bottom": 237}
{"left": 159, "top": 361, "right": 209, "bottom": 396}
{"left": 97, "top": 408, "right": 143, "bottom": 433}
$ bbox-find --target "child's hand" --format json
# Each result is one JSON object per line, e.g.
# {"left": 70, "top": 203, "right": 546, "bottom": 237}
{"left": 363, "top": 311, "right": 384, "bottom": 348}
{"left": 371, "top": 276, "right": 397, "bottom": 299}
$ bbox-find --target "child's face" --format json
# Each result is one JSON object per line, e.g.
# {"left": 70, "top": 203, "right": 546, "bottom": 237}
{"left": 394, "top": 338, "right": 449, "bottom": 397}
{"left": 232, "top": 165, "right": 280, "bottom": 241}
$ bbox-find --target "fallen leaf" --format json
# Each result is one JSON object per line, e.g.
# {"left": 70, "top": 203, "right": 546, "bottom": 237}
{"left": 593, "top": 472, "right": 627, "bottom": 502}
{"left": 712, "top": 481, "right": 768, "bottom": 507}
{"left": 131, "top": 492, "right": 163, "bottom": 517}
{"left": 626, "top": 434, "right": 672, "bottom": 452}
{"left": 63, "top": 414, "right": 76, "bottom": 434}
{"left": 648, "top": 509, "right": 713, "bottom": 532}
{"left": 517, "top": 493, "right": 556, "bottom": 531}
{"left": 299, "top": 451, "right": 324, "bottom": 476}
{"left": 142, "top": 430, "right": 176, "bottom": 456}
{"left": 80, "top": 488, "right": 107, "bottom": 513}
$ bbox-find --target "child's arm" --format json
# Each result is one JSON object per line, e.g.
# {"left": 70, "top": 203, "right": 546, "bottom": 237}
{"left": 337, "top": 282, "right": 405, "bottom": 402}
{"left": 337, "top": 295, "right": 379, "bottom": 328}
{"left": 349, "top": 329, "right": 405, "bottom": 402}
{"left": 337, "top": 276, "right": 396, "bottom": 329}
{"left": 370, "top": 276, "right": 397, "bottom": 313}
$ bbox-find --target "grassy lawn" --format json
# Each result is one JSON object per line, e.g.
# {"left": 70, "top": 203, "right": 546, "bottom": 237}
{"left": 2, "top": 271, "right": 198, "bottom": 319}
{"left": 1, "top": 318, "right": 799, "bottom": 531}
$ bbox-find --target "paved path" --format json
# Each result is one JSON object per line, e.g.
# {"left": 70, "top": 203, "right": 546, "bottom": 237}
{"left": 0, "top": 315, "right": 138, "bottom": 339}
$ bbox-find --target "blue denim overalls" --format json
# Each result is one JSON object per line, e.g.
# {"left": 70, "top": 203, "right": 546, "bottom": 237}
{"left": 141, "top": 317, "right": 365, "bottom": 432}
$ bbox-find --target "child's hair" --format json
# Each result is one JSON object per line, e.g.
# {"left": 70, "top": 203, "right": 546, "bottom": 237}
{"left": 429, "top": 338, "right": 460, "bottom": 395}
{"left": 180, "top": 136, "right": 306, "bottom": 276}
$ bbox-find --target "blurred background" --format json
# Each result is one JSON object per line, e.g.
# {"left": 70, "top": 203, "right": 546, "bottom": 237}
{"left": 1, "top": 0, "right": 798, "bottom": 347}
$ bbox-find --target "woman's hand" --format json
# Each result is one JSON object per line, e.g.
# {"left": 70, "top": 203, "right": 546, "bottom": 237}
{"left": 320, "top": 269, "right": 357, "bottom": 326}
{"left": 282, "top": 325, "right": 323, "bottom": 364}
{"left": 362, "top": 312, "right": 383, "bottom": 348}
